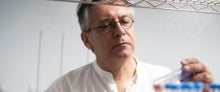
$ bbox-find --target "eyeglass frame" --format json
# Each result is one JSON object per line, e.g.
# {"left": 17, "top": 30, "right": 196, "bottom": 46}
{"left": 87, "top": 16, "right": 134, "bottom": 33}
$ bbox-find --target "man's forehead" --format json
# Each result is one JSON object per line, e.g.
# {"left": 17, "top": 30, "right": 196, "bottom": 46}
{"left": 90, "top": 10, "right": 131, "bottom": 24}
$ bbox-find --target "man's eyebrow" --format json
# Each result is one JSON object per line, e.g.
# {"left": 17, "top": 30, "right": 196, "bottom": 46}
{"left": 98, "top": 19, "right": 113, "bottom": 24}
{"left": 121, "top": 14, "right": 132, "bottom": 18}
{"left": 96, "top": 14, "right": 133, "bottom": 24}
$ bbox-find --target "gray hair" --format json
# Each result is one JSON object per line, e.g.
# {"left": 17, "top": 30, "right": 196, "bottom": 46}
{"left": 76, "top": 0, "right": 135, "bottom": 32}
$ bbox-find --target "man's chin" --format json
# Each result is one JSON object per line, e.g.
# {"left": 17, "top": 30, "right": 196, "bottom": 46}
{"left": 112, "top": 51, "right": 133, "bottom": 59}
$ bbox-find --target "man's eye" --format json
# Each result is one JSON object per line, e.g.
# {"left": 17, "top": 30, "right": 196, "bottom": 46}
{"left": 121, "top": 21, "right": 129, "bottom": 24}
{"left": 99, "top": 24, "right": 110, "bottom": 28}
{"left": 120, "top": 20, "right": 130, "bottom": 26}
{"left": 99, "top": 22, "right": 111, "bottom": 28}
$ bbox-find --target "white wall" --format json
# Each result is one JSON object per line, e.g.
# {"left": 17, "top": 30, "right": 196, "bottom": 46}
{"left": 0, "top": 0, "right": 219, "bottom": 92}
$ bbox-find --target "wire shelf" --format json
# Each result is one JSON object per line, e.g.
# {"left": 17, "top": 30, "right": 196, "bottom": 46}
{"left": 53, "top": 0, "right": 220, "bottom": 14}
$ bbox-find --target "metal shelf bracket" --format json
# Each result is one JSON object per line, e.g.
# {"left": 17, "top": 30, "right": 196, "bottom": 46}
{"left": 52, "top": 0, "right": 220, "bottom": 14}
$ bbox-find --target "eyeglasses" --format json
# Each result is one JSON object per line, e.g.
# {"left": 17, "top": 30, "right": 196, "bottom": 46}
{"left": 88, "top": 16, "right": 134, "bottom": 32}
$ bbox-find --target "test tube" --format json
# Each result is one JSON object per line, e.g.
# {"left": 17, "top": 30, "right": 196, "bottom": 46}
{"left": 154, "top": 67, "right": 192, "bottom": 85}
{"left": 209, "top": 83, "right": 220, "bottom": 92}
{"left": 193, "top": 82, "right": 203, "bottom": 92}
{"left": 179, "top": 82, "right": 193, "bottom": 92}
{"left": 164, "top": 82, "right": 180, "bottom": 92}
{"left": 163, "top": 82, "right": 203, "bottom": 92}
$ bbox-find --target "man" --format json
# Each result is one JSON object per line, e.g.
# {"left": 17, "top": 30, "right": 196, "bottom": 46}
{"left": 46, "top": 0, "right": 213, "bottom": 92}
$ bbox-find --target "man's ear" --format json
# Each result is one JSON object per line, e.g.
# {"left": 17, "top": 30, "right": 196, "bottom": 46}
{"left": 81, "top": 32, "right": 93, "bottom": 50}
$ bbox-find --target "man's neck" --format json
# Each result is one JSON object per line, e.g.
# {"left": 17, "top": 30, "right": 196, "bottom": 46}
{"left": 97, "top": 56, "right": 137, "bottom": 92}
{"left": 97, "top": 56, "right": 137, "bottom": 81}
{"left": 98, "top": 57, "right": 136, "bottom": 73}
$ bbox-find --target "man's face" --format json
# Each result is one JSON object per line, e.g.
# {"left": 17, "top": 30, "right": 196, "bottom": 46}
{"left": 83, "top": 3, "right": 136, "bottom": 61}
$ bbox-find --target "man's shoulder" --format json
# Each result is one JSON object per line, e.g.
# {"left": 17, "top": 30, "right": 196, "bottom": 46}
{"left": 64, "top": 62, "right": 94, "bottom": 79}
{"left": 46, "top": 62, "right": 94, "bottom": 92}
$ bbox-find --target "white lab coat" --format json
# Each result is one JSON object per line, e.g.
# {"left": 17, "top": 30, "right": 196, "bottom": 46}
{"left": 45, "top": 58, "right": 171, "bottom": 92}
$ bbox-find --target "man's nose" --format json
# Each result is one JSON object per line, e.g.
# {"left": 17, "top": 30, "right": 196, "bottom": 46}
{"left": 113, "top": 22, "right": 126, "bottom": 37}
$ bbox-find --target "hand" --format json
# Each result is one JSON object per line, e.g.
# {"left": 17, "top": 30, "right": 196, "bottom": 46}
{"left": 181, "top": 58, "right": 214, "bottom": 92}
